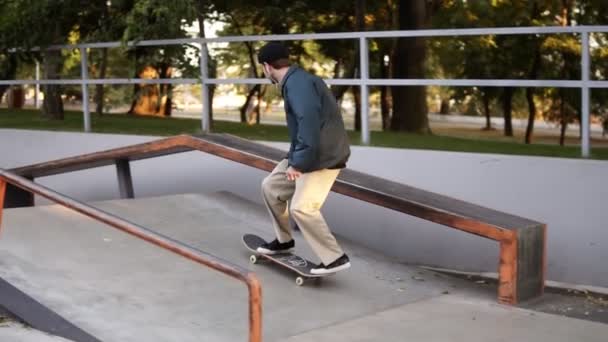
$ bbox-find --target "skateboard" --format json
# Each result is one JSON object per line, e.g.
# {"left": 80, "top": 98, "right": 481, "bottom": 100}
{"left": 242, "top": 234, "right": 326, "bottom": 286}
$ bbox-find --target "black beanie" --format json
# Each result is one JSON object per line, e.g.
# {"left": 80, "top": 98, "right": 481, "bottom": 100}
{"left": 257, "top": 42, "right": 290, "bottom": 64}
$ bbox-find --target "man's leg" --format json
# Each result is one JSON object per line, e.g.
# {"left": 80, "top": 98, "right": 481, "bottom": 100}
{"left": 261, "top": 159, "right": 296, "bottom": 242}
{"left": 290, "top": 168, "right": 344, "bottom": 266}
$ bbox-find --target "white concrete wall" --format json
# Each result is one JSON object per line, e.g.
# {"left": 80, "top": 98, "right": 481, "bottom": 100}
{"left": 1, "top": 129, "right": 607, "bottom": 287}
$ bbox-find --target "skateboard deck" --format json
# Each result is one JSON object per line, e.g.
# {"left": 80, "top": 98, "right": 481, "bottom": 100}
{"left": 242, "top": 234, "right": 326, "bottom": 285}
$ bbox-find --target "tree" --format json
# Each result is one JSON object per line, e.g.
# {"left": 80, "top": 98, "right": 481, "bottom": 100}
{"left": 0, "top": 54, "right": 18, "bottom": 103}
{"left": 0, "top": 0, "right": 130, "bottom": 119}
{"left": 83, "top": 1, "right": 130, "bottom": 115}
{"left": 309, "top": 0, "right": 369, "bottom": 131}
{"left": 390, "top": 0, "right": 438, "bottom": 133}
{"left": 432, "top": 0, "right": 563, "bottom": 141}
{"left": 0, "top": 1, "right": 89, "bottom": 119}
{"left": 122, "top": 0, "right": 198, "bottom": 117}
{"left": 213, "top": 0, "right": 313, "bottom": 124}
{"left": 195, "top": 0, "right": 218, "bottom": 127}
{"left": 523, "top": 1, "right": 546, "bottom": 144}
{"left": 371, "top": 0, "right": 398, "bottom": 130}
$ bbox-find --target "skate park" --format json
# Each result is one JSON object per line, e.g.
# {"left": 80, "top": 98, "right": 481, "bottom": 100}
{"left": 1, "top": 129, "right": 607, "bottom": 341}
{"left": 2, "top": 2, "right": 608, "bottom": 340}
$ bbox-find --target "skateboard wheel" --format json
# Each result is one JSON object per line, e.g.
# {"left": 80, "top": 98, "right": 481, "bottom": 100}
{"left": 250, "top": 255, "right": 258, "bottom": 264}
{"left": 295, "top": 277, "right": 304, "bottom": 286}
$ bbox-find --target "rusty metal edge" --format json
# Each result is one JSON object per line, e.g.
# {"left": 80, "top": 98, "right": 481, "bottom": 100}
{"left": 0, "top": 169, "right": 262, "bottom": 342}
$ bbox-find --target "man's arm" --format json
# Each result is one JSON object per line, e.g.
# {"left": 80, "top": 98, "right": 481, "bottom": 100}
{"left": 286, "top": 78, "right": 322, "bottom": 172}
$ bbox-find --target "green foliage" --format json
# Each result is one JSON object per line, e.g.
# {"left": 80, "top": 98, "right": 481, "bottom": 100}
{"left": 1, "top": 0, "right": 608, "bottom": 140}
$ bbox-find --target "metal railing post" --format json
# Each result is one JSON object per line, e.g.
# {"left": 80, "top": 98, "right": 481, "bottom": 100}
{"left": 80, "top": 47, "right": 91, "bottom": 132}
{"left": 115, "top": 159, "right": 135, "bottom": 199}
{"left": 581, "top": 30, "right": 591, "bottom": 158}
{"left": 1, "top": 25, "right": 608, "bottom": 150}
{"left": 199, "top": 39, "right": 211, "bottom": 133}
{"left": 359, "top": 36, "right": 370, "bottom": 145}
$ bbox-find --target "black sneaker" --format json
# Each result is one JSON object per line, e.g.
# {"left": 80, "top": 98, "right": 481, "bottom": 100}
{"left": 311, "top": 254, "right": 351, "bottom": 275}
{"left": 256, "top": 239, "right": 295, "bottom": 255}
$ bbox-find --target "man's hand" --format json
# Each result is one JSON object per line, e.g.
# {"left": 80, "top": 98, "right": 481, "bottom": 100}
{"left": 286, "top": 166, "right": 302, "bottom": 181}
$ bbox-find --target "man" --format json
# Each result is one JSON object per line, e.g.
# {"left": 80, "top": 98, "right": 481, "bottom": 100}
{"left": 256, "top": 42, "right": 351, "bottom": 275}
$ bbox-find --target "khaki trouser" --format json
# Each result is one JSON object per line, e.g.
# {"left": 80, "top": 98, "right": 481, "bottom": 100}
{"left": 261, "top": 159, "right": 344, "bottom": 265}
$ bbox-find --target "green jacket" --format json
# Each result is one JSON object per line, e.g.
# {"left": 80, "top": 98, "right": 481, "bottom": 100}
{"left": 281, "top": 65, "right": 351, "bottom": 172}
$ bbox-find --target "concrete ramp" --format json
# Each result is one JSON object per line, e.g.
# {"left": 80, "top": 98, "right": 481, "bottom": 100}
{"left": 0, "top": 192, "right": 606, "bottom": 341}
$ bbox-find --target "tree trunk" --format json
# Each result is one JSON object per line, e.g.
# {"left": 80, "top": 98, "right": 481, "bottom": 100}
{"left": 352, "top": 87, "right": 361, "bottom": 131}
{"left": 439, "top": 99, "right": 450, "bottom": 115}
{"left": 208, "top": 82, "right": 216, "bottom": 129}
{"left": 351, "top": 0, "right": 366, "bottom": 132}
{"left": 501, "top": 88, "right": 514, "bottom": 137}
{"left": 228, "top": 14, "right": 262, "bottom": 124}
{"left": 524, "top": 50, "right": 539, "bottom": 143}
{"left": 557, "top": 0, "right": 574, "bottom": 144}
{"left": 559, "top": 121, "right": 567, "bottom": 146}
{"left": 482, "top": 91, "right": 492, "bottom": 130}
{"left": 243, "top": 40, "right": 259, "bottom": 124}
{"left": 525, "top": 88, "right": 536, "bottom": 144}
{"left": 356, "top": 0, "right": 366, "bottom": 32}
{"left": 42, "top": 49, "right": 64, "bottom": 120}
{"left": 559, "top": 96, "right": 567, "bottom": 146}
{"left": 524, "top": 3, "right": 542, "bottom": 144}
{"left": 331, "top": 61, "right": 355, "bottom": 102}
{"left": 94, "top": 1, "right": 110, "bottom": 116}
{"left": 198, "top": 13, "right": 215, "bottom": 128}
{"left": 95, "top": 48, "right": 108, "bottom": 115}
{"left": 391, "top": 0, "right": 430, "bottom": 133}
{"left": 380, "top": 0, "right": 397, "bottom": 131}
{"left": 0, "top": 86, "right": 8, "bottom": 104}
{"left": 241, "top": 84, "right": 260, "bottom": 123}
{"left": 0, "top": 54, "right": 18, "bottom": 102}
{"left": 380, "top": 53, "right": 390, "bottom": 130}
{"left": 0, "top": 86, "right": 7, "bottom": 105}
{"left": 127, "top": 48, "right": 142, "bottom": 115}
{"left": 331, "top": 58, "right": 344, "bottom": 104}
{"left": 158, "top": 62, "right": 172, "bottom": 116}
{"left": 253, "top": 85, "right": 267, "bottom": 125}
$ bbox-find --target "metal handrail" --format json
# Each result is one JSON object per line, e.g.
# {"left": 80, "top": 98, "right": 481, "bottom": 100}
{"left": 0, "top": 169, "right": 262, "bottom": 342}
{"left": 1, "top": 25, "right": 606, "bottom": 155}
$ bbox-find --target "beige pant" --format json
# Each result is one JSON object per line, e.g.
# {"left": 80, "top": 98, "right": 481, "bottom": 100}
{"left": 261, "top": 159, "right": 344, "bottom": 265}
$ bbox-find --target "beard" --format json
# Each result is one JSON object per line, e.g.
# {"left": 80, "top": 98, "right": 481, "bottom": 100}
{"left": 263, "top": 64, "right": 278, "bottom": 84}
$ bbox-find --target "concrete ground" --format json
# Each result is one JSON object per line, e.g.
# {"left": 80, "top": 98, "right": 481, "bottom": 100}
{"left": 1, "top": 192, "right": 607, "bottom": 341}
{"left": 0, "top": 311, "right": 70, "bottom": 342}
{"left": 0, "top": 322, "right": 71, "bottom": 342}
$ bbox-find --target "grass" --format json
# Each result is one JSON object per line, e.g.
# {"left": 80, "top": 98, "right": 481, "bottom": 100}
{"left": 1, "top": 108, "right": 607, "bottom": 160}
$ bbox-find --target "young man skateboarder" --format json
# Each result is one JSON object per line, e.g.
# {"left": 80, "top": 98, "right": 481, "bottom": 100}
{"left": 255, "top": 42, "right": 352, "bottom": 275}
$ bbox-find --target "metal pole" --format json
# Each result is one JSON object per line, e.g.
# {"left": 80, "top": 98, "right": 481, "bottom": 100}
{"left": 581, "top": 31, "right": 590, "bottom": 158}
{"left": 199, "top": 39, "right": 210, "bottom": 133}
{"left": 359, "top": 36, "right": 370, "bottom": 145}
{"left": 35, "top": 62, "right": 40, "bottom": 108}
{"left": 116, "top": 159, "right": 135, "bottom": 199}
{"left": 80, "top": 47, "right": 91, "bottom": 132}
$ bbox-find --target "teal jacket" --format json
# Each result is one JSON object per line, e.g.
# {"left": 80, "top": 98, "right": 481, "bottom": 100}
{"left": 281, "top": 66, "right": 351, "bottom": 172}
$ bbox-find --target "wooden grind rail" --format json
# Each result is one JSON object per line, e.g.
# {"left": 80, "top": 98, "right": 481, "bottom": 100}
{"left": 6, "top": 133, "right": 546, "bottom": 304}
